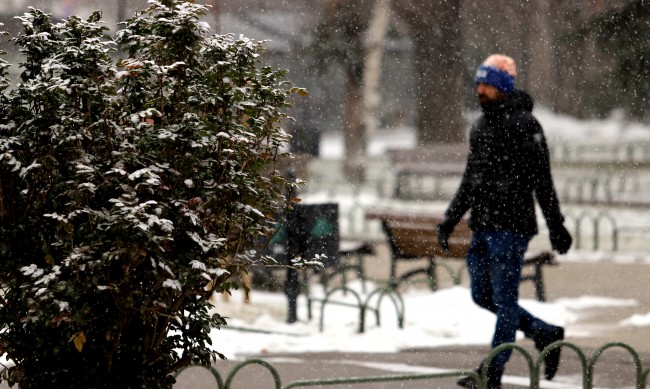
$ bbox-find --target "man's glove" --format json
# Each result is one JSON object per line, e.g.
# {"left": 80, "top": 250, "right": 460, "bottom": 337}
{"left": 549, "top": 224, "right": 572, "bottom": 254}
{"left": 437, "top": 223, "right": 453, "bottom": 252}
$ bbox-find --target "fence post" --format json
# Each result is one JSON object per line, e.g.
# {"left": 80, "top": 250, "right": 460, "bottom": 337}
{"left": 593, "top": 211, "right": 618, "bottom": 251}
{"left": 588, "top": 342, "right": 645, "bottom": 389}
{"left": 224, "top": 359, "right": 282, "bottom": 389}
{"left": 318, "top": 286, "right": 364, "bottom": 333}
{"left": 178, "top": 341, "right": 649, "bottom": 389}
{"left": 536, "top": 341, "right": 588, "bottom": 389}
{"left": 175, "top": 364, "right": 224, "bottom": 389}
{"left": 484, "top": 343, "right": 536, "bottom": 389}
{"left": 365, "top": 287, "right": 405, "bottom": 329}
{"left": 572, "top": 212, "right": 590, "bottom": 250}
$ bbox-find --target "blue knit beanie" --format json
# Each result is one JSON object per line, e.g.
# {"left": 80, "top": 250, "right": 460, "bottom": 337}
{"left": 474, "top": 54, "right": 517, "bottom": 95}
{"left": 475, "top": 66, "right": 515, "bottom": 95}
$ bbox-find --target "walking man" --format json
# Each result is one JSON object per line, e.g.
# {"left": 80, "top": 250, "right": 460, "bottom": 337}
{"left": 437, "top": 54, "right": 572, "bottom": 389}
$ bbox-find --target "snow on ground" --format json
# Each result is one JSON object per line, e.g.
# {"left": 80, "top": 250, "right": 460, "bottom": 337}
{"left": 208, "top": 280, "right": 638, "bottom": 360}
{"left": 538, "top": 108, "right": 650, "bottom": 143}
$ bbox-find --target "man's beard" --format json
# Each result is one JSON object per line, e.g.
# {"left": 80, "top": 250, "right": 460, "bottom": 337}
{"left": 478, "top": 93, "right": 506, "bottom": 109}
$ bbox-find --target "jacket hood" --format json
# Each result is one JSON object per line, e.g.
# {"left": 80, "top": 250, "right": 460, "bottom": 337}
{"left": 509, "top": 89, "right": 534, "bottom": 112}
{"left": 480, "top": 89, "right": 535, "bottom": 116}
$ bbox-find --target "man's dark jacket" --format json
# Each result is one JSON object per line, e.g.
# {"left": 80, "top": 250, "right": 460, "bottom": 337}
{"left": 442, "top": 90, "right": 565, "bottom": 236}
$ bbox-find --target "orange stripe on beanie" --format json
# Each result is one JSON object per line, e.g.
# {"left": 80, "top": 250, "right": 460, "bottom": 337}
{"left": 483, "top": 54, "right": 517, "bottom": 77}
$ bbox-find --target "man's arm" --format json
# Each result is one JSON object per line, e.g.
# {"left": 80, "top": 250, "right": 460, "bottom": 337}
{"left": 526, "top": 116, "right": 572, "bottom": 253}
{"left": 444, "top": 167, "right": 472, "bottom": 228}
{"left": 530, "top": 127, "right": 563, "bottom": 225}
{"left": 438, "top": 142, "right": 474, "bottom": 250}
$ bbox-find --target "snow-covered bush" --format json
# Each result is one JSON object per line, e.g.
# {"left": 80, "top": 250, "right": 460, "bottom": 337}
{"left": 0, "top": 1, "right": 300, "bottom": 387}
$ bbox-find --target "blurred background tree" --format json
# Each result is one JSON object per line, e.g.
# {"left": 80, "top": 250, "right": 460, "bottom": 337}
{"left": 0, "top": 0, "right": 642, "bottom": 179}
{"left": 392, "top": 0, "right": 464, "bottom": 145}
{"left": 576, "top": 0, "right": 650, "bottom": 119}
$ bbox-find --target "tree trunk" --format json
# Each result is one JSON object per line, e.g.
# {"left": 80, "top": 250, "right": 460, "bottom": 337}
{"left": 393, "top": 0, "right": 465, "bottom": 145}
{"left": 342, "top": 71, "right": 366, "bottom": 182}
{"left": 363, "top": 0, "right": 391, "bottom": 136}
{"left": 204, "top": 0, "right": 221, "bottom": 32}
{"left": 413, "top": 35, "right": 464, "bottom": 144}
{"left": 117, "top": 0, "right": 128, "bottom": 24}
{"left": 326, "top": 0, "right": 372, "bottom": 182}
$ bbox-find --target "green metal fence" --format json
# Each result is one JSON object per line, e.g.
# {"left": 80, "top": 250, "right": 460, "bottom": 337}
{"left": 175, "top": 341, "right": 650, "bottom": 389}
{"left": 316, "top": 285, "right": 404, "bottom": 333}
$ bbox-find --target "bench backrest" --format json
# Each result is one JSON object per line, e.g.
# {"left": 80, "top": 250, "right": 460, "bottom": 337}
{"left": 381, "top": 215, "right": 471, "bottom": 260}
{"left": 387, "top": 144, "right": 468, "bottom": 165}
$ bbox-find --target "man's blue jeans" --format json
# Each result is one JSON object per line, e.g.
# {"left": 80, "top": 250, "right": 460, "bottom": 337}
{"left": 466, "top": 230, "right": 552, "bottom": 376}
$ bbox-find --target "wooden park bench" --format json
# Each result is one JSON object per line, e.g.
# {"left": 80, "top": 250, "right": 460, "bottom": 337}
{"left": 387, "top": 144, "right": 467, "bottom": 200}
{"left": 366, "top": 209, "right": 558, "bottom": 302}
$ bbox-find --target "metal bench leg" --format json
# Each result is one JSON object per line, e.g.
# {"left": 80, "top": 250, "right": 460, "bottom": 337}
{"left": 390, "top": 255, "right": 398, "bottom": 289}
{"left": 534, "top": 263, "right": 546, "bottom": 302}
{"left": 359, "top": 256, "right": 367, "bottom": 293}
{"left": 353, "top": 252, "right": 367, "bottom": 294}
{"left": 427, "top": 257, "right": 438, "bottom": 291}
{"left": 342, "top": 251, "right": 367, "bottom": 293}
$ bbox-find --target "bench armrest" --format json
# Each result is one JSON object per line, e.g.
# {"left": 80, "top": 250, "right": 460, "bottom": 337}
{"left": 523, "top": 251, "right": 557, "bottom": 266}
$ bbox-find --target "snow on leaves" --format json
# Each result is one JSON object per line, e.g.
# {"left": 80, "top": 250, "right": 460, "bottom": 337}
{"left": 186, "top": 231, "right": 226, "bottom": 253}
{"left": 20, "top": 264, "right": 62, "bottom": 287}
{"left": 162, "top": 278, "right": 182, "bottom": 291}
{"left": 108, "top": 197, "right": 173, "bottom": 234}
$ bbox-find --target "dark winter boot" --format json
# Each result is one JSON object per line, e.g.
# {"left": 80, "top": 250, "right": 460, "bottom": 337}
{"left": 457, "top": 362, "right": 502, "bottom": 389}
{"left": 534, "top": 325, "right": 564, "bottom": 380}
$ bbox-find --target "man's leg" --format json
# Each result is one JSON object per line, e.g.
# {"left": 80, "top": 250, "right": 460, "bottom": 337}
{"left": 461, "top": 231, "right": 563, "bottom": 388}
{"left": 462, "top": 230, "right": 541, "bottom": 388}
{"left": 484, "top": 230, "right": 530, "bottom": 378}
{"left": 466, "top": 231, "right": 493, "bottom": 313}
{"left": 466, "top": 232, "right": 544, "bottom": 338}
{"left": 460, "top": 231, "right": 503, "bottom": 388}
{"left": 480, "top": 231, "right": 564, "bottom": 381}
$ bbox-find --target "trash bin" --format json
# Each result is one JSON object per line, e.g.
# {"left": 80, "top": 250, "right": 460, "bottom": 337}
{"left": 287, "top": 203, "right": 339, "bottom": 267}
{"left": 283, "top": 202, "right": 339, "bottom": 323}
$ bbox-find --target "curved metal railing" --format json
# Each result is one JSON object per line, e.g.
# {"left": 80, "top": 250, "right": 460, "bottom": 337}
{"left": 175, "top": 341, "right": 650, "bottom": 389}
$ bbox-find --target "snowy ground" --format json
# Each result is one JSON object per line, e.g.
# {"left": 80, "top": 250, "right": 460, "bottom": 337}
{"left": 208, "top": 280, "right": 638, "bottom": 360}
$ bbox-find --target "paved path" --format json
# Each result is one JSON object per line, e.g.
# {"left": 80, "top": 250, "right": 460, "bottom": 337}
{"left": 176, "top": 345, "right": 649, "bottom": 388}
